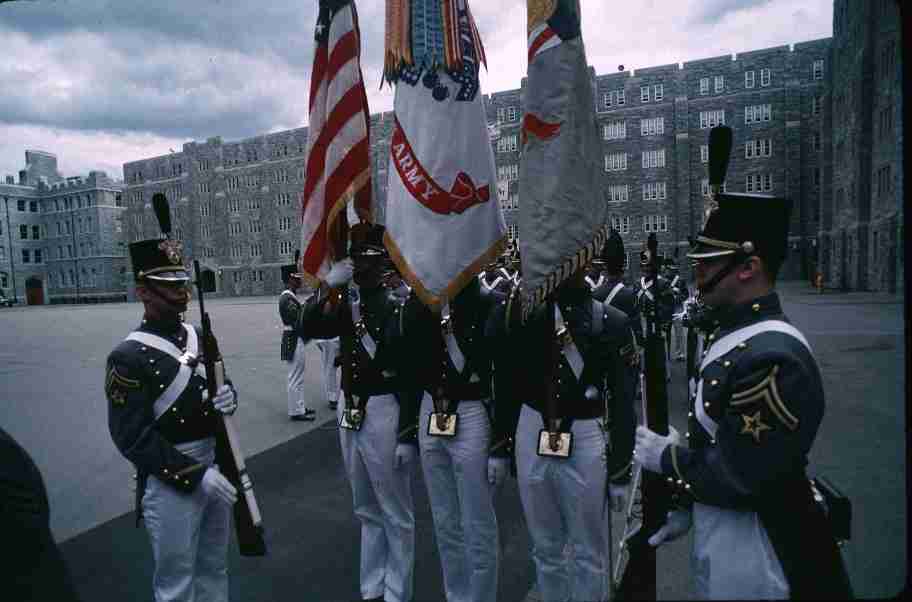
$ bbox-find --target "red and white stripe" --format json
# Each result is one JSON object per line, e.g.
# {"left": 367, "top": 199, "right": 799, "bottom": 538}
{"left": 527, "top": 21, "right": 560, "bottom": 64}
{"left": 300, "top": 2, "right": 372, "bottom": 283}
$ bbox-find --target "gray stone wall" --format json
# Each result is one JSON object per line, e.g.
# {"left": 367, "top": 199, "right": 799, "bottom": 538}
{"left": 823, "top": 0, "right": 902, "bottom": 292}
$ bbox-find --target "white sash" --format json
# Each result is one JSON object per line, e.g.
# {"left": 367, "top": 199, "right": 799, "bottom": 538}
{"left": 639, "top": 277, "right": 655, "bottom": 302}
{"left": 125, "top": 324, "right": 206, "bottom": 420}
{"left": 440, "top": 303, "right": 480, "bottom": 383}
{"left": 554, "top": 306, "right": 584, "bottom": 380}
{"left": 695, "top": 320, "right": 812, "bottom": 437}
{"left": 349, "top": 286, "right": 378, "bottom": 360}
{"left": 585, "top": 274, "right": 605, "bottom": 290}
{"left": 605, "top": 281, "right": 625, "bottom": 306}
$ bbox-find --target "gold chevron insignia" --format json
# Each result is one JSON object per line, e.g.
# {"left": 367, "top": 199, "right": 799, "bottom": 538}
{"left": 730, "top": 365, "right": 799, "bottom": 431}
{"left": 740, "top": 410, "right": 772, "bottom": 443}
{"left": 105, "top": 364, "right": 141, "bottom": 406}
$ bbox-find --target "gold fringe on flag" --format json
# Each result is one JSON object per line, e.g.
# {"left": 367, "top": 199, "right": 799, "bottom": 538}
{"left": 522, "top": 222, "right": 610, "bottom": 322}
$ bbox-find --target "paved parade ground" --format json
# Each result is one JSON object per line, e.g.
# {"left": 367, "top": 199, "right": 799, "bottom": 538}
{"left": 0, "top": 281, "right": 905, "bottom": 600}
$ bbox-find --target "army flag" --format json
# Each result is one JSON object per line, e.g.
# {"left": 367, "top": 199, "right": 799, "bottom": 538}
{"left": 519, "top": 0, "right": 611, "bottom": 318}
{"left": 299, "top": 0, "right": 373, "bottom": 285}
{"left": 382, "top": 0, "right": 507, "bottom": 311}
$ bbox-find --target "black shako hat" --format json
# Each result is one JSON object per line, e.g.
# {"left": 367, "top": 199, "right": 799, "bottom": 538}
{"left": 281, "top": 250, "right": 302, "bottom": 283}
{"left": 687, "top": 192, "right": 793, "bottom": 272}
{"left": 350, "top": 223, "right": 389, "bottom": 258}
{"left": 595, "top": 228, "right": 625, "bottom": 273}
{"left": 129, "top": 193, "right": 189, "bottom": 283}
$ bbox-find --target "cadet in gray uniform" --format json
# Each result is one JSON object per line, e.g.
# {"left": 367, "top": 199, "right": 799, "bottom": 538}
{"left": 591, "top": 229, "right": 643, "bottom": 347}
{"left": 106, "top": 211, "right": 239, "bottom": 602}
{"left": 498, "top": 267, "right": 637, "bottom": 602}
{"left": 400, "top": 271, "right": 511, "bottom": 602}
{"left": 661, "top": 257, "right": 688, "bottom": 361}
{"left": 289, "top": 223, "right": 419, "bottom": 602}
{"left": 634, "top": 193, "right": 852, "bottom": 599}
{"left": 280, "top": 259, "right": 317, "bottom": 421}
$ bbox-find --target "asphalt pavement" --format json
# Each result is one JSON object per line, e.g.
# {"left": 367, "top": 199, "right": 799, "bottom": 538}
{"left": 0, "top": 280, "right": 905, "bottom": 600}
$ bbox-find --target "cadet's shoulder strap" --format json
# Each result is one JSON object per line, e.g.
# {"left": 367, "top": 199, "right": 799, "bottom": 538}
{"left": 605, "top": 281, "right": 625, "bottom": 306}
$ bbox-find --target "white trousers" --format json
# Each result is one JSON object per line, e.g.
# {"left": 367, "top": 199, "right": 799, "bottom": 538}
{"left": 286, "top": 338, "right": 308, "bottom": 415}
{"left": 516, "top": 406, "right": 609, "bottom": 602}
{"left": 142, "top": 438, "right": 230, "bottom": 602}
{"left": 316, "top": 337, "right": 341, "bottom": 403}
{"left": 418, "top": 393, "right": 499, "bottom": 602}
{"left": 692, "top": 502, "right": 789, "bottom": 600}
{"left": 338, "top": 394, "right": 416, "bottom": 602}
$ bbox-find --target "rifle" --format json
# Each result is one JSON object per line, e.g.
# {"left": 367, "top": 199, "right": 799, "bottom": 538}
{"left": 615, "top": 233, "right": 670, "bottom": 600}
{"left": 194, "top": 260, "right": 267, "bottom": 556}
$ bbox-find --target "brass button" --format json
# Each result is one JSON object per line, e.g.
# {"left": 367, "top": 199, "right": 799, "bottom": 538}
{"left": 708, "top": 333, "right": 715, "bottom": 341}
{"left": 723, "top": 360, "right": 732, "bottom": 368}
{"left": 737, "top": 343, "right": 747, "bottom": 349}
{"left": 141, "top": 346, "right": 147, "bottom": 351}
{"left": 184, "top": 480, "right": 190, "bottom": 486}
{"left": 711, "top": 379, "right": 719, "bottom": 386}
{"left": 752, "top": 303, "right": 761, "bottom": 312}
{"left": 149, "top": 359, "right": 155, "bottom": 364}
{"left": 704, "top": 402, "right": 711, "bottom": 409}
{"left": 172, "top": 407, "right": 177, "bottom": 412}
{"left": 163, "top": 468, "right": 169, "bottom": 474}
{"left": 155, "top": 370, "right": 161, "bottom": 375}
{"left": 180, "top": 419, "right": 185, "bottom": 424}
{"left": 159, "top": 384, "right": 165, "bottom": 389}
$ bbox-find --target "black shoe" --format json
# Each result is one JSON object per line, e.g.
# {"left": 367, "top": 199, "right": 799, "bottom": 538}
{"left": 290, "top": 413, "right": 315, "bottom": 422}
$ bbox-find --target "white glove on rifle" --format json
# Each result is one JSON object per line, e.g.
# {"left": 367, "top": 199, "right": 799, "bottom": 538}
{"left": 201, "top": 466, "right": 238, "bottom": 506}
{"left": 487, "top": 457, "right": 509, "bottom": 488}
{"left": 325, "top": 258, "right": 354, "bottom": 288}
{"left": 608, "top": 483, "right": 628, "bottom": 512}
{"left": 634, "top": 425, "right": 683, "bottom": 473}
{"left": 648, "top": 508, "right": 692, "bottom": 547}
{"left": 394, "top": 443, "right": 416, "bottom": 470}
{"left": 203, "top": 384, "right": 237, "bottom": 415}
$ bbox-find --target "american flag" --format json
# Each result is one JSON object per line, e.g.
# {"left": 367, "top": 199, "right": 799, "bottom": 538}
{"left": 299, "top": 0, "right": 372, "bottom": 283}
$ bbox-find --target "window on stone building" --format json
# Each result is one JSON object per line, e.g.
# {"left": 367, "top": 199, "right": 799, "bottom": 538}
{"left": 228, "top": 222, "right": 243, "bottom": 236}
{"left": 278, "top": 216, "right": 293, "bottom": 232}
{"left": 813, "top": 132, "right": 822, "bottom": 152}
{"left": 714, "top": 75, "right": 724, "bottom": 93}
{"left": 812, "top": 96, "right": 821, "bottom": 116}
{"left": 17, "top": 200, "right": 25, "bottom": 211}
{"left": 654, "top": 84, "right": 663, "bottom": 102}
{"left": 507, "top": 106, "right": 518, "bottom": 122}
{"left": 745, "top": 70, "right": 755, "bottom": 89}
{"left": 617, "top": 89, "right": 625, "bottom": 105}
{"left": 21, "top": 249, "right": 30, "bottom": 264}
{"left": 29, "top": 201, "right": 38, "bottom": 212}
{"left": 278, "top": 240, "right": 293, "bottom": 256}
{"left": 603, "top": 93, "right": 613, "bottom": 109}
{"left": 813, "top": 59, "right": 824, "bottom": 80}
{"left": 19, "top": 225, "right": 28, "bottom": 240}
{"left": 609, "top": 184, "right": 628, "bottom": 203}
{"left": 604, "top": 153, "right": 627, "bottom": 172}
{"left": 700, "top": 77, "right": 709, "bottom": 95}
{"left": 762, "top": 173, "right": 772, "bottom": 191}
{"left": 760, "top": 68, "right": 771, "bottom": 87}
{"left": 0, "top": 272, "right": 7, "bottom": 288}
{"left": 700, "top": 110, "right": 725, "bottom": 129}
{"left": 35, "top": 249, "right": 42, "bottom": 264}
{"left": 641, "top": 149, "right": 666, "bottom": 169}
{"left": 603, "top": 121, "right": 626, "bottom": 140}
{"left": 640, "top": 117, "right": 664, "bottom": 137}
{"left": 640, "top": 86, "right": 650, "bottom": 103}
{"left": 32, "top": 225, "right": 40, "bottom": 240}
{"left": 700, "top": 145, "right": 709, "bottom": 163}
{"left": 813, "top": 168, "right": 821, "bottom": 189}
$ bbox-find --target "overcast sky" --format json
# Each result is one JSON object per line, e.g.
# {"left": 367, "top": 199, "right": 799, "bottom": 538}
{"left": 0, "top": 0, "right": 832, "bottom": 182}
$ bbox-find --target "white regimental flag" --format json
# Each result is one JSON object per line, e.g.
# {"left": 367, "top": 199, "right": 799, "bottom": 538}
{"left": 382, "top": 0, "right": 506, "bottom": 311}
{"left": 519, "top": 0, "right": 611, "bottom": 319}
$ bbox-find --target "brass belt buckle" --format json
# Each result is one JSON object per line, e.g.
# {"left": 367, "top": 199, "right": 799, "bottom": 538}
{"left": 537, "top": 429, "right": 573, "bottom": 458}
{"left": 428, "top": 412, "right": 458, "bottom": 437}
{"left": 340, "top": 401, "right": 364, "bottom": 431}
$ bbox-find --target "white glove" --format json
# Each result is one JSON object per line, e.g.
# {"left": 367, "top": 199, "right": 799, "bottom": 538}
{"left": 325, "top": 258, "right": 354, "bottom": 288}
{"left": 487, "top": 457, "right": 509, "bottom": 488}
{"left": 634, "top": 425, "right": 682, "bottom": 473}
{"left": 608, "top": 483, "right": 628, "bottom": 512}
{"left": 201, "top": 466, "right": 238, "bottom": 506}
{"left": 648, "top": 508, "right": 693, "bottom": 547}
{"left": 203, "top": 384, "right": 237, "bottom": 415}
{"left": 394, "top": 443, "right": 417, "bottom": 470}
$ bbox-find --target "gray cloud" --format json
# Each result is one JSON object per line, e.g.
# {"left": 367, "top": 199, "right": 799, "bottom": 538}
{"left": 0, "top": 0, "right": 832, "bottom": 180}
{"left": 688, "top": 0, "right": 775, "bottom": 25}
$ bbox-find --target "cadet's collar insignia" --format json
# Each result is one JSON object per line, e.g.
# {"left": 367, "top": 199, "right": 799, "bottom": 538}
{"left": 739, "top": 410, "right": 772, "bottom": 443}
{"left": 159, "top": 239, "right": 183, "bottom": 265}
{"left": 106, "top": 364, "right": 141, "bottom": 407}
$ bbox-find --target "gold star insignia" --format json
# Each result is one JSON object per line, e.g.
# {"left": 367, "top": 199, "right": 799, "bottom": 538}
{"left": 740, "top": 411, "right": 772, "bottom": 443}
